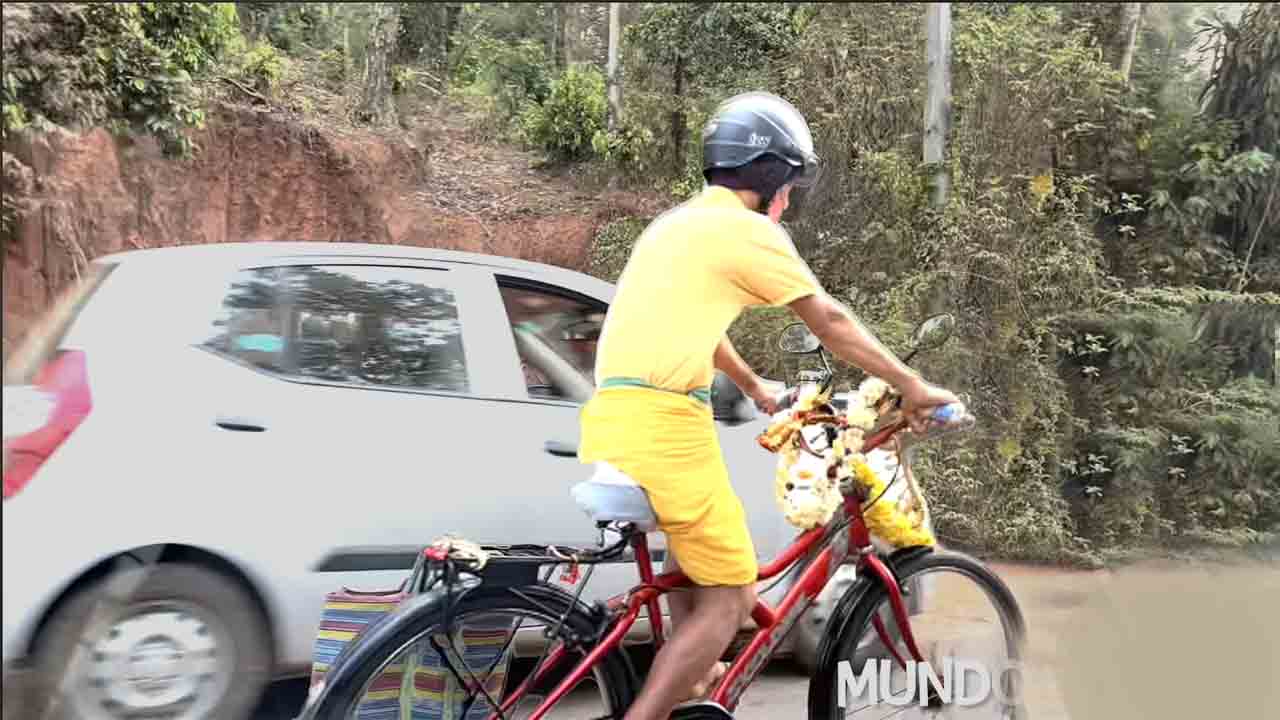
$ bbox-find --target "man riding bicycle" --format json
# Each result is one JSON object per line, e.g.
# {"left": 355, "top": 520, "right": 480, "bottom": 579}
{"left": 576, "top": 91, "right": 959, "bottom": 720}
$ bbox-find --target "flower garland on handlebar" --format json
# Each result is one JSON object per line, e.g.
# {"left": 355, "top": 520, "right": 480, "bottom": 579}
{"left": 757, "top": 375, "right": 936, "bottom": 548}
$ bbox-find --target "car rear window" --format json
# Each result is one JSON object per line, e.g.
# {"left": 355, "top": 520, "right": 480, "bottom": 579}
{"left": 3, "top": 262, "right": 116, "bottom": 386}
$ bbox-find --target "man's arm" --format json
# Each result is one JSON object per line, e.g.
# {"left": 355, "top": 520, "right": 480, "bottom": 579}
{"left": 714, "top": 335, "right": 761, "bottom": 393}
{"left": 714, "top": 335, "right": 779, "bottom": 411}
{"left": 788, "top": 293, "right": 957, "bottom": 429}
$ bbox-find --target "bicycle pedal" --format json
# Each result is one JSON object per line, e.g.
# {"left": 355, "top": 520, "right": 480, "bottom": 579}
{"left": 669, "top": 699, "right": 734, "bottom": 719}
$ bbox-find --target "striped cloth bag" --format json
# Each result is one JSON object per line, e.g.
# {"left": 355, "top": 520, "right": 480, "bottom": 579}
{"left": 309, "top": 568, "right": 519, "bottom": 718}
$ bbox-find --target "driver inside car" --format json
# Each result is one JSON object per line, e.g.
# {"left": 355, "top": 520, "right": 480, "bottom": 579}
{"left": 577, "top": 91, "right": 959, "bottom": 720}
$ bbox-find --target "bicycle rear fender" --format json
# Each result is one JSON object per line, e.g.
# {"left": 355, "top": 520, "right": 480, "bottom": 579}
{"left": 810, "top": 546, "right": 934, "bottom": 680}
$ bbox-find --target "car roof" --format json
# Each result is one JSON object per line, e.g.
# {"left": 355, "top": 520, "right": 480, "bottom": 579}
{"left": 94, "top": 241, "right": 615, "bottom": 300}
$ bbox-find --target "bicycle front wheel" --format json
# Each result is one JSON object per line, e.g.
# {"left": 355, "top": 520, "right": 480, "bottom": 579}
{"left": 808, "top": 550, "right": 1027, "bottom": 720}
{"left": 304, "top": 583, "right": 638, "bottom": 720}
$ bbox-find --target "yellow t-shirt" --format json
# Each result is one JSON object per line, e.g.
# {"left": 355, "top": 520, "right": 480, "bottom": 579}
{"left": 577, "top": 186, "right": 821, "bottom": 586}
{"left": 591, "top": 185, "right": 821, "bottom": 395}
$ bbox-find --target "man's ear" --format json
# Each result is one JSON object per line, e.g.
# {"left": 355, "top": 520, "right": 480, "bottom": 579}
{"left": 767, "top": 185, "right": 793, "bottom": 223}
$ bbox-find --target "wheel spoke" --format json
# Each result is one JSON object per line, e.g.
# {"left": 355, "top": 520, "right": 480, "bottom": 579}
{"left": 823, "top": 554, "right": 1026, "bottom": 720}
{"left": 332, "top": 597, "right": 622, "bottom": 720}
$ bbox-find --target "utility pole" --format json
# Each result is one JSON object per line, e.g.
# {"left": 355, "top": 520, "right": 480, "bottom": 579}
{"left": 923, "top": 3, "right": 952, "bottom": 208}
{"left": 606, "top": 3, "right": 622, "bottom": 130}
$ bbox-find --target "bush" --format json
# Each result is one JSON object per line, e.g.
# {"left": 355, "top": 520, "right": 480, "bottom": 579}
{"left": 481, "top": 38, "right": 552, "bottom": 118}
{"left": 588, "top": 216, "right": 649, "bottom": 282}
{"left": 0, "top": 2, "right": 242, "bottom": 155}
{"left": 317, "top": 47, "right": 346, "bottom": 85}
{"left": 81, "top": 3, "right": 208, "bottom": 156}
{"left": 137, "top": 2, "right": 239, "bottom": 75}
{"left": 520, "top": 65, "right": 607, "bottom": 162}
{"left": 236, "top": 40, "right": 286, "bottom": 97}
{"left": 591, "top": 122, "right": 657, "bottom": 179}
{"left": 449, "top": 35, "right": 552, "bottom": 137}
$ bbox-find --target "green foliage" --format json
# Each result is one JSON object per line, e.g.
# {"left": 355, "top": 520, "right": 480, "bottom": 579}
{"left": 592, "top": 123, "right": 657, "bottom": 180}
{"left": 520, "top": 65, "right": 606, "bottom": 162}
{"left": 395, "top": 2, "right": 451, "bottom": 68}
{"left": 1136, "top": 126, "right": 1276, "bottom": 287}
{"left": 245, "top": 2, "right": 330, "bottom": 53}
{"left": 236, "top": 41, "right": 286, "bottom": 97}
{"left": 136, "top": 2, "right": 239, "bottom": 75}
{"left": 627, "top": 3, "right": 808, "bottom": 87}
{"left": 625, "top": 2, "right": 809, "bottom": 174}
{"left": 0, "top": 2, "right": 244, "bottom": 155}
{"left": 444, "top": 5, "right": 554, "bottom": 141}
{"left": 1056, "top": 283, "right": 1279, "bottom": 549}
{"left": 3, "top": 0, "right": 1273, "bottom": 564}
{"left": 951, "top": 4, "right": 1125, "bottom": 181}
{"left": 1130, "top": 2, "right": 1208, "bottom": 121}
{"left": 317, "top": 47, "right": 347, "bottom": 84}
{"left": 588, "top": 216, "right": 650, "bottom": 283}
{"left": 474, "top": 38, "right": 552, "bottom": 118}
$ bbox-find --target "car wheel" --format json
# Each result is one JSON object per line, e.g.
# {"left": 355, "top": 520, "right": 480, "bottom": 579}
{"left": 30, "top": 563, "right": 272, "bottom": 720}
{"left": 790, "top": 568, "right": 927, "bottom": 675}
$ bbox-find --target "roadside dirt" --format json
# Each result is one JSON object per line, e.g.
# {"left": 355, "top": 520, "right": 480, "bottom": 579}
{"left": 1, "top": 98, "right": 665, "bottom": 360}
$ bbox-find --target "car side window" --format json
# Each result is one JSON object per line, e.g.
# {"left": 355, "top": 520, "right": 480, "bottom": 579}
{"left": 497, "top": 280, "right": 604, "bottom": 400}
{"left": 202, "top": 265, "right": 469, "bottom": 394}
{"left": 202, "top": 267, "right": 288, "bottom": 372}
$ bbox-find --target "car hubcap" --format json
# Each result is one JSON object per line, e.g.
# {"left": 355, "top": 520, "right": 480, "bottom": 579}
{"left": 74, "top": 603, "right": 232, "bottom": 719}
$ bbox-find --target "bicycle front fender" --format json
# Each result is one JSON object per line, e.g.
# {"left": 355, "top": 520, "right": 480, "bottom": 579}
{"left": 809, "top": 545, "right": 934, "bottom": 681}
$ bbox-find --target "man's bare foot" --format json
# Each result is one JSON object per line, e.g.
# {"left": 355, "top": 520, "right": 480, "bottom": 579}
{"left": 685, "top": 661, "right": 728, "bottom": 701}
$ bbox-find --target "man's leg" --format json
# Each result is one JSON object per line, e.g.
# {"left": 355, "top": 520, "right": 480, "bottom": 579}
{"left": 624, "top": 583, "right": 755, "bottom": 720}
{"left": 662, "top": 551, "right": 728, "bottom": 699}
{"left": 663, "top": 551, "right": 693, "bottom": 630}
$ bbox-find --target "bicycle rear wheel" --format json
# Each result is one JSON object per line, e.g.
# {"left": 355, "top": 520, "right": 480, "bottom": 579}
{"left": 303, "top": 583, "right": 637, "bottom": 720}
{"left": 807, "top": 550, "right": 1027, "bottom": 720}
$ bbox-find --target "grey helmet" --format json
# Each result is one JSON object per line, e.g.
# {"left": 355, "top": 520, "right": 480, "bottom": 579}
{"left": 701, "top": 91, "right": 821, "bottom": 189}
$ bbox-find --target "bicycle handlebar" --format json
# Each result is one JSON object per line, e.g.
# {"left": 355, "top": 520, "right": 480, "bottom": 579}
{"left": 772, "top": 385, "right": 975, "bottom": 439}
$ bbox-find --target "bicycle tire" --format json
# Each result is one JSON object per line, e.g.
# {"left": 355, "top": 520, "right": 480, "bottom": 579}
{"left": 301, "top": 582, "right": 638, "bottom": 720}
{"left": 806, "top": 550, "right": 1027, "bottom": 720}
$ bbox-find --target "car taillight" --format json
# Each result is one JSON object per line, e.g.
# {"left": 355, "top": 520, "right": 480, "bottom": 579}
{"left": 2, "top": 350, "right": 92, "bottom": 500}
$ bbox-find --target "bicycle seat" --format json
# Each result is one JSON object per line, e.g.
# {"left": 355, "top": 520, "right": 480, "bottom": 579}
{"left": 571, "top": 463, "right": 660, "bottom": 532}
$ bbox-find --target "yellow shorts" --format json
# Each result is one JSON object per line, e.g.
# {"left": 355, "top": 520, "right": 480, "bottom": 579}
{"left": 578, "top": 387, "right": 758, "bottom": 587}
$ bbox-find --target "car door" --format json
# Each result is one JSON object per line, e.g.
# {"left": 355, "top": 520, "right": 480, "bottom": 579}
{"left": 457, "top": 269, "right": 636, "bottom": 603}
{"left": 189, "top": 257, "right": 513, "bottom": 665}
{"left": 467, "top": 267, "right": 793, "bottom": 610}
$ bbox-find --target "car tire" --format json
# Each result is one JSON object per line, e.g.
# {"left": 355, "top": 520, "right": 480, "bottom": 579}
{"left": 789, "top": 569, "right": 927, "bottom": 675}
{"left": 29, "top": 562, "right": 272, "bottom": 720}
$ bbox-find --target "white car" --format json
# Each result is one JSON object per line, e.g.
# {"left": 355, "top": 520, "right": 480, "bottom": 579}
{"left": 2, "top": 242, "right": 852, "bottom": 720}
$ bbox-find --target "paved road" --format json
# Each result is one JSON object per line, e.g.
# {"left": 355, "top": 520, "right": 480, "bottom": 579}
{"left": 251, "top": 557, "right": 1280, "bottom": 719}
{"left": 251, "top": 560, "right": 1081, "bottom": 720}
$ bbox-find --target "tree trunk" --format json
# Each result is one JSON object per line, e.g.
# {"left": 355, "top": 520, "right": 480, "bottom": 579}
{"left": 551, "top": 3, "right": 567, "bottom": 70}
{"left": 343, "top": 22, "right": 351, "bottom": 73}
{"left": 444, "top": 3, "right": 462, "bottom": 60}
{"left": 671, "top": 54, "right": 686, "bottom": 175}
{"left": 606, "top": 2, "right": 621, "bottom": 131}
{"left": 1114, "top": 3, "right": 1143, "bottom": 84}
{"left": 356, "top": 2, "right": 400, "bottom": 126}
{"left": 593, "top": 3, "right": 610, "bottom": 74}
{"left": 923, "top": 3, "right": 952, "bottom": 208}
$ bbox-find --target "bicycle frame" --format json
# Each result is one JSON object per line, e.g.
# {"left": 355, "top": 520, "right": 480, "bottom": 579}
{"left": 499, "top": 417, "right": 927, "bottom": 720}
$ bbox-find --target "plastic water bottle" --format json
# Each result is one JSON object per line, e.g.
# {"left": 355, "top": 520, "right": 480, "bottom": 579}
{"left": 926, "top": 402, "right": 976, "bottom": 437}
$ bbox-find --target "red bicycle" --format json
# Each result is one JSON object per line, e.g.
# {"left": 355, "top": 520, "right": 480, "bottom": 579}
{"left": 299, "top": 318, "right": 1026, "bottom": 720}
